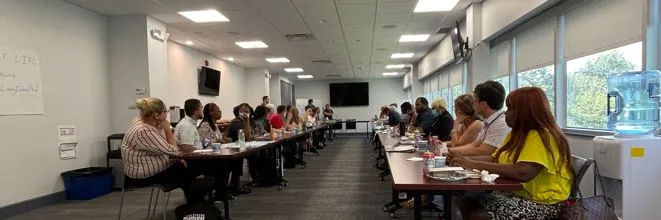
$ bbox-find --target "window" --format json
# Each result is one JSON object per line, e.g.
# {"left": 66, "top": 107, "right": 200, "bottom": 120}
{"left": 493, "top": 76, "right": 510, "bottom": 95}
{"left": 517, "top": 65, "right": 555, "bottom": 111}
{"left": 566, "top": 42, "right": 642, "bottom": 129}
{"left": 449, "top": 85, "right": 463, "bottom": 116}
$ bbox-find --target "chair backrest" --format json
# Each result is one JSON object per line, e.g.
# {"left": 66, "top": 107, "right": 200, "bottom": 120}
{"left": 346, "top": 119, "right": 357, "bottom": 129}
{"left": 570, "top": 155, "right": 595, "bottom": 198}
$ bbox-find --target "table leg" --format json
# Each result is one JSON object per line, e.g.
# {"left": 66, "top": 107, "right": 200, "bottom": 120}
{"left": 414, "top": 193, "right": 422, "bottom": 220}
{"left": 443, "top": 192, "right": 452, "bottom": 220}
{"left": 219, "top": 160, "right": 230, "bottom": 219}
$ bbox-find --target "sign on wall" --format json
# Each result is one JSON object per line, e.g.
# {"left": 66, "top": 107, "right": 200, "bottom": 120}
{"left": 0, "top": 47, "right": 44, "bottom": 115}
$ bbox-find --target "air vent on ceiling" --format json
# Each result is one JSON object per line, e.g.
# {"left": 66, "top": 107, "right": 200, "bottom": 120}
{"left": 312, "top": 59, "right": 332, "bottom": 64}
{"left": 436, "top": 27, "right": 451, "bottom": 34}
{"left": 326, "top": 74, "right": 341, "bottom": 77}
{"left": 285, "top": 34, "right": 316, "bottom": 42}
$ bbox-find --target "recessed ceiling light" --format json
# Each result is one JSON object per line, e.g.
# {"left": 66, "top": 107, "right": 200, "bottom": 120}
{"left": 317, "top": 19, "right": 327, "bottom": 24}
{"left": 285, "top": 68, "right": 304, "bottom": 72}
{"left": 185, "top": 40, "right": 194, "bottom": 45}
{"left": 266, "top": 57, "right": 290, "bottom": 63}
{"left": 386, "top": 64, "right": 406, "bottom": 69}
{"left": 382, "top": 72, "right": 399, "bottom": 76}
{"left": 414, "top": 0, "right": 460, "bottom": 12}
{"left": 297, "top": 74, "right": 313, "bottom": 79}
{"left": 178, "top": 9, "right": 230, "bottom": 23}
{"left": 399, "top": 34, "right": 430, "bottom": 42}
{"left": 391, "top": 53, "right": 415, "bottom": 59}
{"left": 235, "top": 41, "right": 268, "bottom": 49}
{"left": 227, "top": 57, "right": 234, "bottom": 61}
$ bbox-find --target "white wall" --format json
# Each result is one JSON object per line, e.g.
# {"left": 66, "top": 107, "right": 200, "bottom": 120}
{"left": 244, "top": 68, "right": 269, "bottom": 107}
{"left": 146, "top": 16, "right": 169, "bottom": 100}
{"left": 108, "top": 16, "right": 150, "bottom": 133}
{"left": 167, "top": 41, "right": 246, "bottom": 120}
{"left": 268, "top": 73, "right": 294, "bottom": 106}
{"left": 0, "top": 0, "right": 109, "bottom": 207}
{"left": 294, "top": 78, "right": 406, "bottom": 121}
{"left": 481, "top": 0, "right": 549, "bottom": 40}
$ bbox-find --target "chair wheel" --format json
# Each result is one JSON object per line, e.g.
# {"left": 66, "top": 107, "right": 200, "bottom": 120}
{"left": 383, "top": 206, "right": 389, "bottom": 212}
{"left": 378, "top": 176, "right": 384, "bottom": 181}
{"left": 278, "top": 186, "right": 283, "bottom": 191}
{"left": 284, "top": 182, "right": 289, "bottom": 186}
{"left": 389, "top": 212, "right": 396, "bottom": 218}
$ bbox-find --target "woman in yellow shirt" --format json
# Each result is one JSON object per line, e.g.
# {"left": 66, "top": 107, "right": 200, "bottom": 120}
{"left": 447, "top": 87, "right": 574, "bottom": 220}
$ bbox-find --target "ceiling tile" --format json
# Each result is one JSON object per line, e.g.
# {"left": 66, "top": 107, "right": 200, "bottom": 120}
{"left": 246, "top": 0, "right": 292, "bottom": 9}
{"left": 337, "top": 3, "right": 375, "bottom": 16}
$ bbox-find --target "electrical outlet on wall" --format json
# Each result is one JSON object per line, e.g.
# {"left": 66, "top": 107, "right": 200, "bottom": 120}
{"left": 135, "top": 87, "right": 146, "bottom": 95}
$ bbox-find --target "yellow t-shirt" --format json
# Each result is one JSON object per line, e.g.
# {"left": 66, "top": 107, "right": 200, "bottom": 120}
{"left": 493, "top": 130, "right": 572, "bottom": 204}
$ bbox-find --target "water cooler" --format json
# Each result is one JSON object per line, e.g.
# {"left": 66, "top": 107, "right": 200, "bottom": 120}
{"left": 592, "top": 70, "right": 661, "bottom": 220}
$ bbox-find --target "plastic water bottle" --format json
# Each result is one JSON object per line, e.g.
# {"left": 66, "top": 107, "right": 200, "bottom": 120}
{"left": 238, "top": 129, "right": 245, "bottom": 147}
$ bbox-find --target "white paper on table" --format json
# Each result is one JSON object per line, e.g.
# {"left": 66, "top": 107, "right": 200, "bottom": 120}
{"left": 387, "top": 145, "right": 416, "bottom": 152}
{"left": 406, "top": 157, "right": 424, "bottom": 161}
{"left": 59, "top": 143, "right": 77, "bottom": 159}
{"left": 428, "top": 167, "right": 464, "bottom": 172}
{"left": 193, "top": 149, "right": 213, "bottom": 153}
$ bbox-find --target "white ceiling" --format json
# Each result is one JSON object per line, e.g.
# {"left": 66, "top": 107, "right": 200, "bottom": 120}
{"left": 65, "top": 0, "right": 478, "bottom": 80}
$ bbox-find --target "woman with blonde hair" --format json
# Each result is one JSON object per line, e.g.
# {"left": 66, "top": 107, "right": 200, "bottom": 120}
{"left": 451, "top": 94, "right": 483, "bottom": 147}
{"left": 288, "top": 107, "right": 302, "bottom": 128}
{"left": 121, "top": 98, "right": 208, "bottom": 203}
{"left": 430, "top": 97, "right": 454, "bottom": 141}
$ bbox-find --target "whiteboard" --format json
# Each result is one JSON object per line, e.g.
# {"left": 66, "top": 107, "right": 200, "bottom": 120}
{"left": 0, "top": 47, "right": 44, "bottom": 115}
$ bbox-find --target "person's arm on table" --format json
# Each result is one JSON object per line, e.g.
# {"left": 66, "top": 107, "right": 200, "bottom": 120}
{"left": 449, "top": 138, "right": 496, "bottom": 156}
{"left": 449, "top": 152, "right": 542, "bottom": 182}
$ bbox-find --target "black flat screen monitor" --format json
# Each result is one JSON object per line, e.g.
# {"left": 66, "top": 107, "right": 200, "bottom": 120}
{"left": 329, "top": 82, "right": 369, "bottom": 106}
{"left": 198, "top": 66, "right": 220, "bottom": 96}
{"left": 450, "top": 22, "right": 465, "bottom": 63}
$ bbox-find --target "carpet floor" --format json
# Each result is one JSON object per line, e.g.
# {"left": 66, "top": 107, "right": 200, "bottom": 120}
{"left": 8, "top": 137, "right": 441, "bottom": 220}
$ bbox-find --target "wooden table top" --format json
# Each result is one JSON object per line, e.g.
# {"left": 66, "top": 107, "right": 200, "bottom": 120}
{"left": 378, "top": 132, "right": 523, "bottom": 192}
{"left": 170, "top": 124, "right": 330, "bottom": 160}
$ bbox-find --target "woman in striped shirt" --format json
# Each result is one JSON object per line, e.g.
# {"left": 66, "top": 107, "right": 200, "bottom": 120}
{"left": 121, "top": 97, "right": 205, "bottom": 202}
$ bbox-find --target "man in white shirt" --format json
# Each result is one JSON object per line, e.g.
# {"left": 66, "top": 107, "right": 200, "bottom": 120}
{"left": 174, "top": 99, "right": 204, "bottom": 150}
{"left": 450, "top": 81, "right": 511, "bottom": 156}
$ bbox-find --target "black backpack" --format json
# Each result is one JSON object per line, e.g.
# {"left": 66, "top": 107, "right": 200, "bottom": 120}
{"left": 174, "top": 203, "right": 220, "bottom": 220}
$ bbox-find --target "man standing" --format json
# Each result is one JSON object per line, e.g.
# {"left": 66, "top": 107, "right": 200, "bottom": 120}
{"left": 306, "top": 99, "right": 315, "bottom": 110}
{"left": 262, "top": 96, "right": 269, "bottom": 106}
{"left": 174, "top": 99, "right": 204, "bottom": 150}
{"left": 414, "top": 97, "right": 435, "bottom": 136}
{"left": 450, "top": 80, "right": 511, "bottom": 156}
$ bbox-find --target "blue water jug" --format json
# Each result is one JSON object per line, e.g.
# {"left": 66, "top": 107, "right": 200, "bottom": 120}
{"left": 607, "top": 70, "right": 660, "bottom": 135}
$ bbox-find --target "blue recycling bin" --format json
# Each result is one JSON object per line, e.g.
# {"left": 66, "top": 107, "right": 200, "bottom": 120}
{"left": 61, "top": 167, "right": 113, "bottom": 200}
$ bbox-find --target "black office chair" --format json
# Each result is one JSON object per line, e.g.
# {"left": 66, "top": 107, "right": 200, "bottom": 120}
{"left": 570, "top": 155, "right": 595, "bottom": 198}
{"left": 345, "top": 119, "right": 357, "bottom": 134}
{"left": 117, "top": 175, "right": 179, "bottom": 220}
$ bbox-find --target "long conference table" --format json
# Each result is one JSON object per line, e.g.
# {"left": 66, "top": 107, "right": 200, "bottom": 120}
{"left": 376, "top": 131, "right": 523, "bottom": 220}
{"left": 170, "top": 121, "right": 336, "bottom": 219}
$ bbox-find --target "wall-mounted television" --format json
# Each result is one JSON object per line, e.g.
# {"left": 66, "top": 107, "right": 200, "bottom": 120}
{"left": 450, "top": 21, "right": 466, "bottom": 63}
{"left": 329, "top": 82, "right": 369, "bottom": 106}
{"left": 198, "top": 66, "right": 221, "bottom": 96}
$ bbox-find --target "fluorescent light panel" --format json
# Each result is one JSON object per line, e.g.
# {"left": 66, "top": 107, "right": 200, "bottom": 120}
{"left": 382, "top": 72, "right": 399, "bottom": 76}
{"left": 266, "top": 57, "right": 290, "bottom": 63}
{"left": 297, "top": 74, "right": 313, "bottom": 79}
{"left": 386, "top": 64, "right": 406, "bottom": 69}
{"left": 399, "top": 34, "right": 430, "bottom": 42}
{"left": 178, "top": 9, "right": 229, "bottom": 23}
{"left": 185, "top": 40, "right": 194, "bottom": 45}
{"left": 391, "top": 53, "right": 414, "bottom": 59}
{"left": 414, "top": 0, "right": 460, "bottom": 13}
{"left": 227, "top": 57, "right": 234, "bottom": 61}
{"left": 285, "top": 68, "right": 304, "bottom": 72}
{"left": 235, "top": 41, "right": 268, "bottom": 49}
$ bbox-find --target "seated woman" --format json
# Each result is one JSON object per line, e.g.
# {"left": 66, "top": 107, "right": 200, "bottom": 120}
{"left": 450, "top": 94, "right": 483, "bottom": 147}
{"left": 252, "top": 105, "right": 272, "bottom": 136}
{"left": 287, "top": 107, "right": 302, "bottom": 129}
{"left": 400, "top": 102, "right": 417, "bottom": 132}
{"left": 447, "top": 87, "right": 573, "bottom": 220}
{"left": 225, "top": 103, "right": 256, "bottom": 194}
{"left": 323, "top": 104, "right": 334, "bottom": 120}
{"left": 198, "top": 103, "right": 230, "bottom": 144}
{"left": 430, "top": 98, "right": 454, "bottom": 141}
{"left": 121, "top": 98, "right": 210, "bottom": 203}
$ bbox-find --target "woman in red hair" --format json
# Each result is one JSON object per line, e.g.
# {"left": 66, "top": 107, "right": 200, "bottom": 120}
{"left": 447, "top": 87, "right": 574, "bottom": 220}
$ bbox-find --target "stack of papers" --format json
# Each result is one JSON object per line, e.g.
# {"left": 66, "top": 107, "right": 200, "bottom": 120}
{"left": 387, "top": 145, "right": 416, "bottom": 152}
{"left": 428, "top": 167, "right": 463, "bottom": 172}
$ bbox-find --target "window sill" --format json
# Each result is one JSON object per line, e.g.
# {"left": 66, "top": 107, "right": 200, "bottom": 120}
{"left": 562, "top": 128, "right": 614, "bottom": 137}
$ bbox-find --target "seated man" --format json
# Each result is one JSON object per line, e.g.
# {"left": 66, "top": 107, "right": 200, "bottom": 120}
{"left": 269, "top": 105, "right": 286, "bottom": 131}
{"left": 450, "top": 80, "right": 511, "bottom": 156}
{"left": 414, "top": 97, "right": 435, "bottom": 136}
